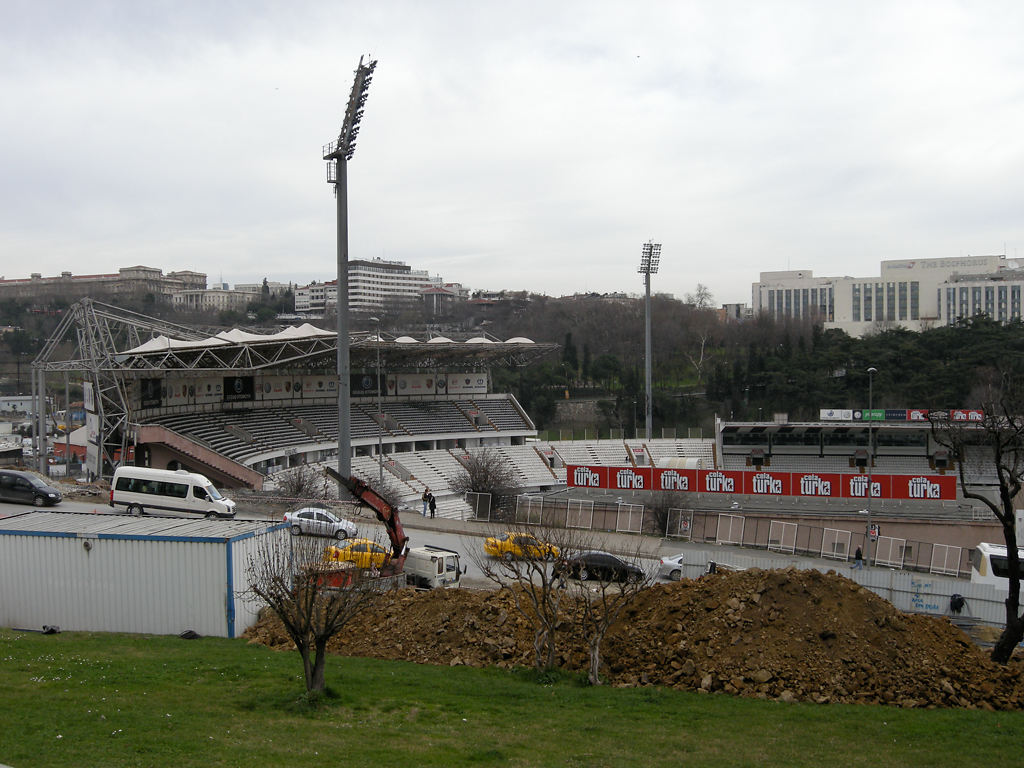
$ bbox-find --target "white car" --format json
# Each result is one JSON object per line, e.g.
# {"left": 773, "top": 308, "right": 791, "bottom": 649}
{"left": 657, "top": 553, "right": 687, "bottom": 581}
{"left": 283, "top": 507, "right": 358, "bottom": 540}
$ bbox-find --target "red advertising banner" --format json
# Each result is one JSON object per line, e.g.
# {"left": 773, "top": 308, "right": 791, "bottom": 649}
{"left": 791, "top": 472, "right": 842, "bottom": 498}
{"left": 744, "top": 471, "right": 793, "bottom": 496}
{"left": 565, "top": 466, "right": 958, "bottom": 501}
{"left": 653, "top": 467, "right": 698, "bottom": 492}
{"left": 844, "top": 472, "right": 891, "bottom": 501}
{"left": 889, "top": 474, "right": 958, "bottom": 500}
{"left": 951, "top": 409, "right": 984, "bottom": 422}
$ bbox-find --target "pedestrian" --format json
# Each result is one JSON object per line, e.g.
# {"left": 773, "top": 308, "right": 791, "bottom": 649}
{"left": 428, "top": 493, "right": 437, "bottom": 519}
{"left": 421, "top": 488, "right": 430, "bottom": 516}
{"left": 852, "top": 546, "right": 864, "bottom": 570}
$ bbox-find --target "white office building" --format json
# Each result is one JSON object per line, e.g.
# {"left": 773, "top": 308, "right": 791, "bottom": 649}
{"left": 295, "top": 258, "right": 464, "bottom": 313}
{"left": 752, "top": 255, "right": 1022, "bottom": 336}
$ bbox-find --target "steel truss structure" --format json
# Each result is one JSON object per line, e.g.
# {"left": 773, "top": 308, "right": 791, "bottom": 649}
{"left": 32, "top": 299, "right": 556, "bottom": 479}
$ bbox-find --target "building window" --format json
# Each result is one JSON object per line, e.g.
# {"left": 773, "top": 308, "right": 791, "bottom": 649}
{"left": 863, "top": 284, "right": 872, "bottom": 322}
{"left": 1012, "top": 285, "right": 1021, "bottom": 321}
{"left": 852, "top": 284, "right": 861, "bottom": 322}
{"left": 998, "top": 285, "right": 1008, "bottom": 322}
{"left": 898, "top": 282, "right": 907, "bottom": 321}
{"left": 910, "top": 281, "right": 919, "bottom": 320}
{"left": 886, "top": 282, "right": 896, "bottom": 321}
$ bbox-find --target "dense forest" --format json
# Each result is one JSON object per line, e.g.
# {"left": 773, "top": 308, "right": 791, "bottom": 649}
{"left": 3, "top": 290, "right": 1023, "bottom": 436}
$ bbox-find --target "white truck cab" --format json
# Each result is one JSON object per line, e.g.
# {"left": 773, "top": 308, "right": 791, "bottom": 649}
{"left": 404, "top": 545, "right": 463, "bottom": 589}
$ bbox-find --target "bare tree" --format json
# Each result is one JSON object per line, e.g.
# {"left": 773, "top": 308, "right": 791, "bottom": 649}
{"left": 684, "top": 283, "right": 714, "bottom": 309}
{"left": 243, "top": 531, "right": 381, "bottom": 694}
{"left": 451, "top": 447, "right": 518, "bottom": 497}
{"left": 275, "top": 463, "right": 332, "bottom": 502}
{"left": 641, "top": 490, "right": 689, "bottom": 537}
{"left": 558, "top": 550, "right": 652, "bottom": 685}
{"left": 930, "top": 374, "right": 1024, "bottom": 663}
{"left": 467, "top": 523, "right": 595, "bottom": 670}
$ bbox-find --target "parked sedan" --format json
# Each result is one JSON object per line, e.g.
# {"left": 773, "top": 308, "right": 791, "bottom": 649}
{"left": 553, "top": 551, "right": 645, "bottom": 583}
{"left": 324, "top": 538, "right": 391, "bottom": 569}
{"left": 283, "top": 507, "right": 358, "bottom": 540}
{"left": 483, "top": 531, "right": 560, "bottom": 561}
{"left": 657, "top": 553, "right": 687, "bottom": 581}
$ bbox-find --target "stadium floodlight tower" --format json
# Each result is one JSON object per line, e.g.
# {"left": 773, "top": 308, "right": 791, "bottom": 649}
{"left": 324, "top": 55, "right": 377, "bottom": 485}
{"left": 638, "top": 241, "right": 661, "bottom": 441}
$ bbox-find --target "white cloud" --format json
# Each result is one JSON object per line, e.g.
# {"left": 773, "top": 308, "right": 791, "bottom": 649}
{"left": 2, "top": 0, "right": 1024, "bottom": 303}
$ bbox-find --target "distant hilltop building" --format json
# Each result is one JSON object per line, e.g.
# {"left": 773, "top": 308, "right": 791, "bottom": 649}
{"left": 752, "top": 254, "right": 1024, "bottom": 336}
{"left": 295, "top": 258, "right": 466, "bottom": 314}
{"left": 0, "top": 266, "right": 206, "bottom": 302}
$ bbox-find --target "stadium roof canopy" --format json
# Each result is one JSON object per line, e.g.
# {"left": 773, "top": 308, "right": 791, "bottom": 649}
{"left": 36, "top": 299, "right": 557, "bottom": 374}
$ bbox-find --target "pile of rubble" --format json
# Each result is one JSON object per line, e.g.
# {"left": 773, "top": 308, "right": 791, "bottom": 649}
{"left": 244, "top": 567, "right": 1024, "bottom": 708}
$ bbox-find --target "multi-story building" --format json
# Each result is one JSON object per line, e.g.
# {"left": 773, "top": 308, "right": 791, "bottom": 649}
{"left": 171, "top": 288, "right": 249, "bottom": 312}
{"left": 752, "top": 255, "right": 1018, "bottom": 336}
{"left": 294, "top": 258, "right": 464, "bottom": 314}
{"left": 234, "top": 281, "right": 291, "bottom": 297}
{"left": 0, "top": 266, "right": 206, "bottom": 302}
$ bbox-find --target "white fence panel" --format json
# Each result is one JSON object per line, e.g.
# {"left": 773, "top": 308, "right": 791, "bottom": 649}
{"left": 820, "top": 528, "right": 852, "bottom": 561}
{"left": 873, "top": 535, "right": 906, "bottom": 569}
{"left": 616, "top": 503, "right": 644, "bottom": 534}
{"left": 515, "top": 495, "right": 544, "bottom": 526}
{"left": 566, "top": 498, "right": 594, "bottom": 530}
{"left": 665, "top": 508, "right": 693, "bottom": 541}
{"left": 930, "top": 543, "right": 962, "bottom": 577}
{"left": 767, "top": 520, "right": 798, "bottom": 554}
{"left": 716, "top": 514, "right": 744, "bottom": 546}
{"left": 465, "top": 492, "right": 491, "bottom": 521}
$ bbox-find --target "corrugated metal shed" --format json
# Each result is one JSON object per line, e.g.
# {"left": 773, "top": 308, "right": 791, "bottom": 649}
{"left": 0, "top": 511, "right": 288, "bottom": 638}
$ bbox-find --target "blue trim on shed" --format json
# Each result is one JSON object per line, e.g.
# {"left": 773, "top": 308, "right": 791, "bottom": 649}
{"left": 226, "top": 539, "right": 236, "bottom": 638}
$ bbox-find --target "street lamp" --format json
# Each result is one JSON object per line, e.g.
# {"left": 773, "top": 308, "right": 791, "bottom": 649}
{"left": 865, "top": 366, "right": 878, "bottom": 567}
{"left": 638, "top": 240, "right": 661, "bottom": 441}
{"left": 370, "top": 316, "right": 383, "bottom": 488}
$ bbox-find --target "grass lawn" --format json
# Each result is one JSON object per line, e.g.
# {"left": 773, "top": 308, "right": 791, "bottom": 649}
{"left": 1, "top": 628, "right": 1021, "bottom": 768}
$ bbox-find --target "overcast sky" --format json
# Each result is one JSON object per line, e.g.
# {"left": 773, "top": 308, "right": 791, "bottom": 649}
{"left": 3, "top": 1, "right": 1023, "bottom": 305}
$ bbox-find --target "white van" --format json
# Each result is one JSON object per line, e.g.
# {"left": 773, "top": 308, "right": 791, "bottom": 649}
{"left": 109, "top": 466, "right": 236, "bottom": 519}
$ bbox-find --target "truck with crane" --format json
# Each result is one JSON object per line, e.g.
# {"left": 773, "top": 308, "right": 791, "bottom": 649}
{"left": 321, "top": 470, "right": 463, "bottom": 590}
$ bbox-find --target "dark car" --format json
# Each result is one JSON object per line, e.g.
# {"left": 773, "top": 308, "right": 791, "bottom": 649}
{"left": 553, "top": 550, "right": 645, "bottom": 583}
{"left": 0, "top": 469, "right": 62, "bottom": 506}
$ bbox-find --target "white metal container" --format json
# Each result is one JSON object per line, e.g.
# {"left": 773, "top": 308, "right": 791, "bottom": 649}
{"left": 0, "top": 511, "right": 288, "bottom": 638}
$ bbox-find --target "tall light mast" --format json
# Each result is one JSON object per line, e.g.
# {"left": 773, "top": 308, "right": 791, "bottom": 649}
{"left": 324, "top": 55, "right": 377, "bottom": 484}
{"left": 639, "top": 241, "right": 661, "bottom": 441}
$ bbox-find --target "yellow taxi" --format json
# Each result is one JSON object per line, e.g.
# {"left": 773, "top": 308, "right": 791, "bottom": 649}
{"left": 483, "top": 531, "right": 560, "bottom": 561}
{"left": 324, "top": 538, "right": 391, "bottom": 569}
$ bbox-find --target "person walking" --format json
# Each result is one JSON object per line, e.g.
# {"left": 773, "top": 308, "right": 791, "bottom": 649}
{"left": 421, "top": 488, "right": 430, "bottom": 516}
{"left": 852, "top": 546, "right": 864, "bottom": 570}
{"left": 428, "top": 493, "right": 437, "bottom": 519}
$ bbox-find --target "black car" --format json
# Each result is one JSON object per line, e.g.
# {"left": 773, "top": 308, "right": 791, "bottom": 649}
{"left": 554, "top": 551, "right": 645, "bottom": 583}
{"left": 0, "top": 469, "right": 62, "bottom": 506}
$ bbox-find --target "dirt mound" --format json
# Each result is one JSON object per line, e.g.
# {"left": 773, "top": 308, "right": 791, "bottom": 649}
{"left": 244, "top": 567, "right": 1024, "bottom": 708}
